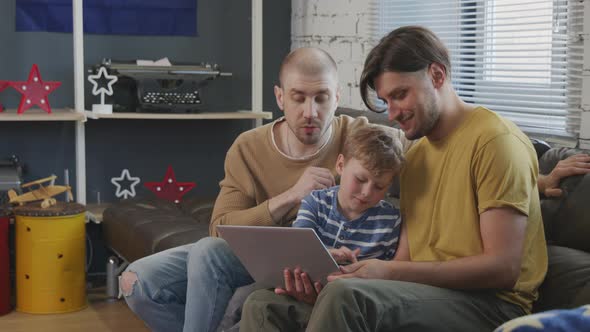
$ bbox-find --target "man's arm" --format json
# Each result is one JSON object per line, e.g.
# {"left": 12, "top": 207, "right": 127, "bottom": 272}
{"left": 209, "top": 142, "right": 335, "bottom": 236}
{"left": 282, "top": 209, "right": 525, "bottom": 304}
{"left": 330, "top": 207, "right": 526, "bottom": 290}
{"left": 209, "top": 141, "right": 270, "bottom": 236}
{"left": 209, "top": 186, "right": 273, "bottom": 236}
{"left": 392, "top": 221, "right": 410, "bottom": 261}
{"left": 538, "top": 153, "right": 590, "bottom": 197}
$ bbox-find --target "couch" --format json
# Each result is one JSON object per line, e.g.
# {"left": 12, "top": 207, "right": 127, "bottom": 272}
{"left": 102, "top": 108, "right": 590, "bottom": 320}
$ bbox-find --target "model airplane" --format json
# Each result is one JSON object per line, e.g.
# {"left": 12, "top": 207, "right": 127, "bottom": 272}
{"left": 8, "top": 175, "right": 73, "bottom": 208}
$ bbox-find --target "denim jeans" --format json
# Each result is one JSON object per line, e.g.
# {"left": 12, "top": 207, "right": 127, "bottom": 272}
{"left": 122, "top": 237, "right": 254, "bottom": 332}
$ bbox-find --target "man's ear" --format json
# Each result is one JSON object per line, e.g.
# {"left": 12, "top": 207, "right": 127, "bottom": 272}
{"left": 335, "top": 154, "right": 345, "bottom": 176}
{"left": 274, "top": 85, "right": 284, "bottom": 111}
{"left": 429, "top": 63, "right": 446, "bottom": 89}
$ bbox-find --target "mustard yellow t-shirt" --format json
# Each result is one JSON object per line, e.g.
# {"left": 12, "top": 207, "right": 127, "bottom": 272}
{"left": 400, "top": 107, "right": 547, "bottom": 313}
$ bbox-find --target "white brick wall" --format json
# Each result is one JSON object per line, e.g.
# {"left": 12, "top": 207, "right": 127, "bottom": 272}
{"left": 291, "top": 0, "right": 374, "bottom": 110}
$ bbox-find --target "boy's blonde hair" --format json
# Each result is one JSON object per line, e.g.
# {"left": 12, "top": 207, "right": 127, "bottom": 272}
{"left": 342, "top": 124, "right": 405, "bottom": 177}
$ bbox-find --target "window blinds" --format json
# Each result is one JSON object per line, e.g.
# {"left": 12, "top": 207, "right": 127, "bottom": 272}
{"left": 371, "top": 0, "right": 584, "bottom": 137}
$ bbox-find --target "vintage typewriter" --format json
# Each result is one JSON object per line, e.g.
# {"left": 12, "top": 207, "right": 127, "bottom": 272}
{"left": 91, "top": 59, "right": 232, "bottom": 113}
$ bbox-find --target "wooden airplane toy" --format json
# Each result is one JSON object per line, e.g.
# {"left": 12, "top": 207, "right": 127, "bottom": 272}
{"left": 8, "top": 175, "right": 73, "bottom": 208}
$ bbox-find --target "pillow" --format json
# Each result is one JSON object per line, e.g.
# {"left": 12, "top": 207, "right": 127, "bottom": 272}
{"left": 495, "top": 305, "right": 590, "bottom": 332}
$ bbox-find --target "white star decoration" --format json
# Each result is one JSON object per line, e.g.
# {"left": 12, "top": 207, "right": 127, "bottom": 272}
{"left": 88, "top": 66, "right": 118, "bottom": 114}
{"left": 111, "top": 169, "right": 141, "bottom": 199}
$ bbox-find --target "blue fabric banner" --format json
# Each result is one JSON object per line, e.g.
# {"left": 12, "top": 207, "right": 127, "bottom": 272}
{"left": 16, "top": 0, "right": 197, "bottom": 36}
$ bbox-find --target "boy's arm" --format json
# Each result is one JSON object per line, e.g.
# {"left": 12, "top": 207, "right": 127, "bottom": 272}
{"left": 292, "top": 194, "right": 320, "bottom": 230}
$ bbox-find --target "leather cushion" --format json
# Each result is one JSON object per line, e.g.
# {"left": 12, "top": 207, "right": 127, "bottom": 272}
{"left": 103, "top": 195, "right": 212, "bottom": 262}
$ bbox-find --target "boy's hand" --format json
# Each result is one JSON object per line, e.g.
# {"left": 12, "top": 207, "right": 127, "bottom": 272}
{"left": 275, "top": 267, "right": 322, "bottom": 305}
{"left": 327, "top": 259, "right": 393, "bottom": 281}
{"left": 329, "top": 247, "right": 361, "bottom": 265}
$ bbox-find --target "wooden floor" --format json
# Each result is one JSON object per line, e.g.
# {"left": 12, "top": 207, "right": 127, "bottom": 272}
{"left": 0, "top": 289, "right": 149, "bottom": 332}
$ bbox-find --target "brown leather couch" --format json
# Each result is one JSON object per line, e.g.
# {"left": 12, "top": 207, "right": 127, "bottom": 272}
{"left": 103, "top": 196, "right": 214, "bottom": 263}
{"left": 102, "top": 109, "right": 590, "bottom": 315}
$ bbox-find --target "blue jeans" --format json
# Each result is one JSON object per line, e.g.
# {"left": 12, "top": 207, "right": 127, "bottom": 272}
{"left": 122, "top": 237, "right": 254, "bottom": 332}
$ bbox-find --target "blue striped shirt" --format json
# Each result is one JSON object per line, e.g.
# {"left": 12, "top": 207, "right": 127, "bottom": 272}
{"left": 292, "top": 186, "right": 401, "bottom": 261}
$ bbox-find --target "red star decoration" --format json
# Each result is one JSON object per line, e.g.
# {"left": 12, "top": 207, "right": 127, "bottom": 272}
{"left": 8, "top": 64, "right": 61, "bottom": 114}
{"left": 0, "top": 81, "right": 8, "bottom": 112}
{"left": 144, "top": 166, "right": 196, "bottom": 204}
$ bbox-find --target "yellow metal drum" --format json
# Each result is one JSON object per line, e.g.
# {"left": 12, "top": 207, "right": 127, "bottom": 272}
{"left": 15, "top": 202, "right": 87, "bottom": 314}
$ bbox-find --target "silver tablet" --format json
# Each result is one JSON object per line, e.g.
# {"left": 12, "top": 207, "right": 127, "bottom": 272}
{"left": 216, "top": 225, "right": 340, "bottom": 288}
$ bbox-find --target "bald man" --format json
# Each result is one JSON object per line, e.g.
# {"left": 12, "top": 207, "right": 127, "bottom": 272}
{"left": 118, "top": 48, "right": 386, "bottom": 332}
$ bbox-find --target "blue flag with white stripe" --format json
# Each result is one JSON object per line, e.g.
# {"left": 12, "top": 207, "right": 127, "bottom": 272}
{"left": 15, "top": 0, "right": 197, "bottom": 36}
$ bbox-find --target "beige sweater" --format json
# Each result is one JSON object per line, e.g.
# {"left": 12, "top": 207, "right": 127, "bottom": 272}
{"left": 210, "top": 115, "right": 366, "bottom": 236}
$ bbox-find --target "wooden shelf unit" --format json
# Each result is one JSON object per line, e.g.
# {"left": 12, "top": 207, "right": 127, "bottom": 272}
{"left": 1, "top": 1, "right": 264, "bottom": 204}
{"left": 84, "top": 110, "right": 272, "bottom": 120}
{"left": 0, "top": 108, "right": 84, "bottom": 121}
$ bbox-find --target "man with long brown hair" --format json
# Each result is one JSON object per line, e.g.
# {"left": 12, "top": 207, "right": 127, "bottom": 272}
{"left": 241, "top": 26, "right": 548, "bottom": 332}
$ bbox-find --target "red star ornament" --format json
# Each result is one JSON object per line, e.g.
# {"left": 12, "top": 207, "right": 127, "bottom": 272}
{"left": 144, "top": 166, "right": 196, "bottom": 204}
{"left": 9, "top": 64, "right": 61, "bottom": 114}
{"left": 0, "top": 81, "right": 8, "bottom": 112}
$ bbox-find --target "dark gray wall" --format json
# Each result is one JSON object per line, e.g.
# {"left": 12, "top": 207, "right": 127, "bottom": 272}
{"left": 0, "top": 0, "right": 290, "bottom": 203}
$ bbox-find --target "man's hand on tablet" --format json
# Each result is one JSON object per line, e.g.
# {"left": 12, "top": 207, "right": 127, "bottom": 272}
{"left": 274, "top": 246, "right": 360, "bottom": 304}
{"left": 275, "top": 267, "right": 323, "bottom": 305}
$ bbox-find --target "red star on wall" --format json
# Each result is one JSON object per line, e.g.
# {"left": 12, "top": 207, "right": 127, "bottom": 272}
{"left": 0, "top": 81, "right": 8, "bottom": 112}
{"left": 144, "top": 166, "right": 196, "bottom": 204}
{"left": 9, "top": 64, "right": 61, "bottom": 114}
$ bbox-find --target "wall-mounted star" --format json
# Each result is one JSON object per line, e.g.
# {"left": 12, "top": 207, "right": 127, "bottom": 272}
{"left": 144, "top": 166, "right": 196, "bottom": 204}
{"left": 88, "top": 66, "right": 118, "bottom": 114}
{"left": 8, "top": 64, "right": 61, "bottom": 114}
{"left": 111, "top": 169, "right": 141, "bottom": 199}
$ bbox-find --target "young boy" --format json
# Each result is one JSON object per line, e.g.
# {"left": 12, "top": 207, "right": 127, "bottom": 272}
{"left": 293, "top": 123, "right": 405, "bottom": 264}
